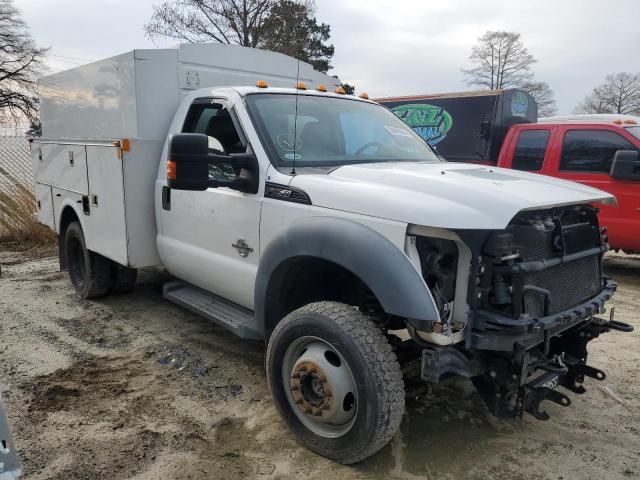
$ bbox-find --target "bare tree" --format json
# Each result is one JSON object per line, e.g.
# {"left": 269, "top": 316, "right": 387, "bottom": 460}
{"left": 462, "top": 31, "right": 536, "bottom": 90}
{"left": 145, "top": 0, "right": 334, "bottom": 72}
{"left": 0, "top": 0, "right": 48, "bottom": 125}
{"left": 576, "top": 72, "right": 640, "bottom": 115}
{"left": 145, "top": 0, "right": 274, "bottom": 46}
{"left": 521, "top": 81, "right": 557, "bottom": 117}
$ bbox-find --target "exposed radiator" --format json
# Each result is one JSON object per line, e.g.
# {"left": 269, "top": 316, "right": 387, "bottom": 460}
{"left": 523, "top": 254, "right": 601, "bottom": 317}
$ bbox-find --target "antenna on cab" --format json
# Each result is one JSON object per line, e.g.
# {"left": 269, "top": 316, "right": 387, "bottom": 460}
{"left": 291, "top": 57, "right": 301, "bottom": 176}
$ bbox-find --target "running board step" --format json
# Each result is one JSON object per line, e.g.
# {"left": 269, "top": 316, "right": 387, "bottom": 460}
{"left": 163, "top": 281, "right": 262, "bottom": 340}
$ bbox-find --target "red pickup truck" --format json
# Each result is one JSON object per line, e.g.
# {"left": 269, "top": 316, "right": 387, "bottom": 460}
{"left": 497, "top": 116, "right": 640, "bottom": 253}
{"left": 377, "top": 91, "right": 640, "bottom": 253}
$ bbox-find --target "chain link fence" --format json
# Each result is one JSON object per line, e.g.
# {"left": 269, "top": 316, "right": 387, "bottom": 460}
{"left": 0, "top": 130, "right": 32, "bottom": 194}
{"left": 0, "top": 125, "right": 45, "bottom": 242}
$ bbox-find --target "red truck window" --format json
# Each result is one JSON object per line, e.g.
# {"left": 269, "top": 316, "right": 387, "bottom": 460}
{"left": 560, "top": 130, "right": 636, "bottom": 173}
{"left": 512, "top": 130, "right": 550, "bottom": 171}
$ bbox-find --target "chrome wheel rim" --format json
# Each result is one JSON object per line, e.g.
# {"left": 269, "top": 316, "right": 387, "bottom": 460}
{"left": 282, "top": 336, "right": 358, "bottom": 438}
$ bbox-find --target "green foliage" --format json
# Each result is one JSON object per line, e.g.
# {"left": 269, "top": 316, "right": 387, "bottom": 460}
{"left": 258, "top": 0, "right": 334, "bottom": 73}
{"left": 340, "top": 83, "right": 355, "bottom": 95}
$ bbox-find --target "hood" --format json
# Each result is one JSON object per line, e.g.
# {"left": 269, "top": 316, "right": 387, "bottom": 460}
{"left": 290, "top": 162, "right": 616, "bottom": 230}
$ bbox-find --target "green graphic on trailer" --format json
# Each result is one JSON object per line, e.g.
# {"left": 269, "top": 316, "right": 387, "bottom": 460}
{"left": 391, "top": 104, "right": 453, "bottom": 145}
{"left": 510, "top": 91, "right": 529, "bottom": 117}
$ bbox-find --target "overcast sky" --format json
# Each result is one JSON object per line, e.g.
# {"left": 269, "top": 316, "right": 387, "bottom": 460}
{"left": 19, "top": 0, "right": 640, "bottom": 114}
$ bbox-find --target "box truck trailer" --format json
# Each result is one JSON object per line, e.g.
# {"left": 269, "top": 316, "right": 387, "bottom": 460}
{"left": 32, "top": 44, "right": 633, "bottom": 464}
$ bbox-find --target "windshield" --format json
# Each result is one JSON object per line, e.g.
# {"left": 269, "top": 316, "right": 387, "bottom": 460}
{"left": 625, "top": 126, "right": 640, "bottom": 141}
{"left": 245, "top": 93, "right": 442, "bottom": 168}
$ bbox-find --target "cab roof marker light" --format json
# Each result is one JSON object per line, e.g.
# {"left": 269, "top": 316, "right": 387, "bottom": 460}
{"left": 613, "top": 119, "right": 623, "bottom": 124}
{"left": 316, "top": 84, "right": 327, "bottom": 92}
{"left": 296, "top": 81, "right": 307, "bottom": 90}
{"left": 335, "top": 86, "right": 346, "bottom": 95}
{"left": 358, "top": 93, "right": 370, "bottom": 100}
{"left": 256, "top": 80, "right": 269, "bottom": 88}
{"left": 623, "top": 119, "right": 638, "bottom": 125}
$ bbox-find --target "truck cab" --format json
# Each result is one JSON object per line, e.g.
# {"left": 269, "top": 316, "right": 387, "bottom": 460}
{"left": 497, "top": 117, "right": 640, "bottom": 253}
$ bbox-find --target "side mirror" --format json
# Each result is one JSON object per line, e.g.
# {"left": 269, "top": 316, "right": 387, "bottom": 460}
{"left": 167, "top": 133, "right": 210, "bottom": 191}
{"left": 610, "top": 150, "right": 640, "bottom": 181}
{"left": 167, "top": 133, "right": 259, "bottom": 193}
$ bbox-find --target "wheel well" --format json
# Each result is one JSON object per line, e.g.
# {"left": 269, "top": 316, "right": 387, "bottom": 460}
{"left": 263, "top": 257, "right": 385, "bottom": 337}
{"left": 58, "top": 206, "right": 80, "bottom": 270}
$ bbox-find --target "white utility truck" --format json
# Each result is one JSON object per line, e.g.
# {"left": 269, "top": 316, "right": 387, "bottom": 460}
{"left": 32, "top": 43, "right": 633, "bottom": 464}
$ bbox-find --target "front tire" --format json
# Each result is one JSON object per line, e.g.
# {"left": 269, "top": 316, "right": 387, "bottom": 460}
{"left": 64, "top": 222, "right": 113, "bottom": 299}
{"left": 266, "top": 302, "right": 405, "bottom": 464}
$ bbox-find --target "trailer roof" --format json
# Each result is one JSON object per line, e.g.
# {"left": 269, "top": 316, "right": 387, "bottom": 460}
{"left": 374, "top": 89, "right": 508, "bottom": 103}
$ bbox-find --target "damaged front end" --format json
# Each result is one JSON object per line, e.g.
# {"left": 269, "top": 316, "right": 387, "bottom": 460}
{"left": 406, "top": 204, "right": 633, "bottom": 421}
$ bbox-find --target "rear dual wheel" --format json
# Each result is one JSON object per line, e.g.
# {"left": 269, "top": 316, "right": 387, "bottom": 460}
{"left": 64, "top": 222, "right": 136, "bottom": 299}
{"left": 266, "top": 302, "right": 405, "bottom": 464}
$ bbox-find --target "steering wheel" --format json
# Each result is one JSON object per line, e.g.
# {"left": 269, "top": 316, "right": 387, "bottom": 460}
{"left": 354, "top": 141, "right": 383, "bottom": 156}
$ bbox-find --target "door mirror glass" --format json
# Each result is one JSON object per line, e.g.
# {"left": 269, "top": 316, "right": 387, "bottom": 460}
{"left": 610, "top": 149, "right": 640, "bottom": 180}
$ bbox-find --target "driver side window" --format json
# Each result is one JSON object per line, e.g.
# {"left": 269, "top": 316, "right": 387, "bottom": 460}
{"left": 182, "top": 99, "right": 246, "bottom": 181}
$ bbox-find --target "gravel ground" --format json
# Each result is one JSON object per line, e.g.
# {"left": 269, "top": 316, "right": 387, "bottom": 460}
{"left": 0, "top": 247, "right": 638, "bottom": 480}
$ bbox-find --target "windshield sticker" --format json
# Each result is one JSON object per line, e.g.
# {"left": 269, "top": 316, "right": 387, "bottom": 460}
{"left": 276, "top": 133, "right": 303, "bottom": 152}
{"left": 384, "top": 125, "right": 413, "bottom": 137}
{"left": 284, "top": 153, "right": 302, "bottom": 160}
{"left": 391, "top": 104, "right": 453, "bottom": 145}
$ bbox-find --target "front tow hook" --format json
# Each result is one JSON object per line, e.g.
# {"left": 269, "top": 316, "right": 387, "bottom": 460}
{"left": 604, "top": 320, "right": 634, "bottom": 333}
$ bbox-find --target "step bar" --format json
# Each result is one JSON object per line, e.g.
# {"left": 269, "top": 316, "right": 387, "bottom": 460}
{"left": 163, "top": 281, "right": 262, "bottom": 340}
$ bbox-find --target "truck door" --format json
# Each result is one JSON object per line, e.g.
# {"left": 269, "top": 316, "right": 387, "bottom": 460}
{"left": 502, "top": 128, "right": 552, "bottom": 173}
{"left": 157, "top": 98, "right": 261, "bottom": 309}
{"left": 552, "top": 127, "right": 640, "bottom": 252}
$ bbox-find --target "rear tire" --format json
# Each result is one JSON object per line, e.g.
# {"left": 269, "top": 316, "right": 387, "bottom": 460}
{"left": 64, "top": 222, "right": 113, "bottom": 299}
{"left": 266, "top": 301, "right": 405, "bottom": 464}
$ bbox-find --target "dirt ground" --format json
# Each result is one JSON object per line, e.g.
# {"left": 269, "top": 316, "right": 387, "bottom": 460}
{"left": 0, "top": 247, "right": 638, "bottom": 480}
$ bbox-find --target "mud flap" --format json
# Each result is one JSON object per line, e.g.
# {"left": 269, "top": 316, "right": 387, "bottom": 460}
{"left": 0, "top": 392, "right": 21, "bottom": 479}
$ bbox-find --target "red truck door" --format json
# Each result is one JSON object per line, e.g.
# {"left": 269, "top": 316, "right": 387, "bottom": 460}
{"left": 546, "top": 126, "right": 640, "bottom": 252}
{"left": 498, "top": 125, "right": 554, "bottom": 173}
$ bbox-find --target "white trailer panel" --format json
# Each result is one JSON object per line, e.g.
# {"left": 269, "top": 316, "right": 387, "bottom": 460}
{"left": 34, "top": 183, "right": 54, "bottom": 230}
{"left": 33, "top": 143, "right": 88, "bottom": 194}
{"left": 34, "top": 43, "right": 339, "bottom": 269}
{"left": 83, "top": 144, "right": 128, "bottom": 265}
{"left": 38, "top": 44, "right": 340, "bottom": 141}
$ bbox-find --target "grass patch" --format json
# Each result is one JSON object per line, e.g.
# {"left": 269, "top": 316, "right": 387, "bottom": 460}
{"left": 0, "top": 168, "right": 56, "bottom": 246}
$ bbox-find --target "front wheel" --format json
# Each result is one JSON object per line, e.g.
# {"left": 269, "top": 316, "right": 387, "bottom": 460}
{"left": 266, "top": 302, "right": 405, "bottom": 464}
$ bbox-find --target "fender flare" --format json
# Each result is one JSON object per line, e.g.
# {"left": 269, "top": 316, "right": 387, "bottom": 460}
{"left": 254, "top": 216, "right": 439, "bottom": 335}
{"left": 56, "top": 200, "right": 85, "bottom": 234}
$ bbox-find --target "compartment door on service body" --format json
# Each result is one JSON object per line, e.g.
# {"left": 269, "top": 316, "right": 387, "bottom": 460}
{"left": 157, "top": 98, "right": 260, "bottom": 309}
{"left": 551, "top": 127, "right": 640, "bottom": 252}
